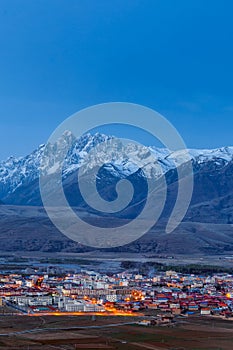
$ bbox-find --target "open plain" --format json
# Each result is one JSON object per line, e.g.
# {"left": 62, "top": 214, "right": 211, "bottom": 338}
{"left": 0, "top": 314, "right": 232, "bottom": 349}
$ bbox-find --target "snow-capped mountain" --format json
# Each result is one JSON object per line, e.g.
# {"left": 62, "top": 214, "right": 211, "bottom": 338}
{"left": 1, "top": 132, "right": 233, "bottom": 255}
{"left": 0, "top": 131, "right": 233, "bottom": 204}
{"left": 0, "top": 132, "right": 110, "bottom": 201}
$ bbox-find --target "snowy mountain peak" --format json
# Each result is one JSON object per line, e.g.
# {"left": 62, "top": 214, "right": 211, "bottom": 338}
{"left": 0, "top": 131, "right": 233, "bottom": 202}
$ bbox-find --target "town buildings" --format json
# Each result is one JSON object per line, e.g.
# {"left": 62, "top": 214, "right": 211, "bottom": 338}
{"left": 0, "top": 269, "right": 232, "bottom": 319}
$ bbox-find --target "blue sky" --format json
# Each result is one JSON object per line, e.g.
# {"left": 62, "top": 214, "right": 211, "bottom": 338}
{"left": 0, "top": 0, "right": 233, "bottom": 158}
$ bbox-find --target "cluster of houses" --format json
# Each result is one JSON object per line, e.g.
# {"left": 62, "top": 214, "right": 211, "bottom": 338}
{"left": 0, "top": 269, "right": 232, "bottom": 318}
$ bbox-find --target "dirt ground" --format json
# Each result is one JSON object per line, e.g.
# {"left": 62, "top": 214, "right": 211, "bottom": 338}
{"left": 0, "top": 314, "right": 232, "bottom": 349}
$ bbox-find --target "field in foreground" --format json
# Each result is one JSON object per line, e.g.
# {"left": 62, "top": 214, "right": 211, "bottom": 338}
{"left": 0, "top": 315, "right": 232, "bottom": 349}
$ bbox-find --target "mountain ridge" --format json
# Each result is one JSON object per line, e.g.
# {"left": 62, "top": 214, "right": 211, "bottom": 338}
{"left": 1, "top": 131, "right": 233, "bottom": 204}
{"left": 0, "top": 132, "right": 233, "bottom": 255}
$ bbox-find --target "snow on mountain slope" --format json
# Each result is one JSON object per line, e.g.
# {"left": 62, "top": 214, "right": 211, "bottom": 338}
{"left": 0, "top": 146, "right": 45, "bottom": 199}
{"left": 0, "top": 133, "right": 110, "bottom": 199}
{"left": 151, "top": 146, "right": 233, "bottom": 168}
{"left": 0, "top": 131, "right": 233, "bottom": 201}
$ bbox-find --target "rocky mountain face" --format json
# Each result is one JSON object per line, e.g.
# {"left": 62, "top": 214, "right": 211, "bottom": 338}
{"left": 0, "top": 132, "right": 233, "bottom": 255}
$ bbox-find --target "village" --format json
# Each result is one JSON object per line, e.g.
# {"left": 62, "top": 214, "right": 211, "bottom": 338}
{"left": 0, "top": 267, "right": 233, "bottom": 324}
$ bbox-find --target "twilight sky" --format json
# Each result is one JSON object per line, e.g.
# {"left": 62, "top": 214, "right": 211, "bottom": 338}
{"left": 0, "top": 0, "right": 233, "bottom": 159}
